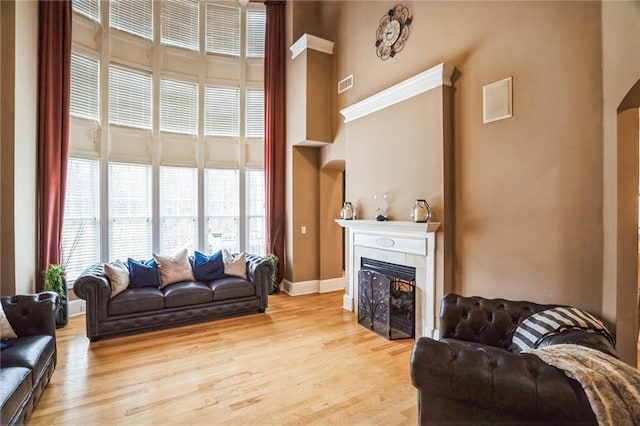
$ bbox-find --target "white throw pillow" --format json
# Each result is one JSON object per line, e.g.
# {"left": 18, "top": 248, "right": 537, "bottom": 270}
{"left": 104, "top": 259, "right": 130, "bottom": 298}
{"left": 153, "top": 249, "right": 195, "bottom": 289}
{"left": 222, "top": 250, "right": 247, "bottom": 279}
{"left": 0, "top": 303, "right": 18, "bottom": 339}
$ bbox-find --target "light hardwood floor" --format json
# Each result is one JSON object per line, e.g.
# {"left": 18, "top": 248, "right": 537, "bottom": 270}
{"left": 29, "top": 291, "right": 418, "bottom": 425}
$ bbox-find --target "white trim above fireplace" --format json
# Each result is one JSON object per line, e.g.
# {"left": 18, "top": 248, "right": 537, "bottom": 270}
{"left": 336, "top": 219, "right": 442, "bottom": 339}
{"left": 339, "top": 62, "right": 455, "bottom": 123}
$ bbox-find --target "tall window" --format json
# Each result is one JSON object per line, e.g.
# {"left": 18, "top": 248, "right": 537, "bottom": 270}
{"left": 62, "top": 158, "right": 100, "bottom": 282}
{"left": 161, "top": 0, "right": 199, "bottom": 51}
{"left": 70, "top": 53, "right": 100, "bottom": 122}
{"left": 67, "top": 1, "right": 267, "bottom": 274}
{"left": 246, "top": 170, "right": 266, "bottom": 256}
{"left": 246, "top": 87, "right": 264, "bottom": 138}
{"left": 110, "top": 0, "right": 153, "bottom": 40}
{"left": 205, "top": 169, "right": 239, "bottom": 253}
{"left": 109, "top": 64, "right": 153, "bottom": 130}
{"left": 109, "top": 163, "right": 152, "bottom": 261}
{"left": 246, "top": 9, "right": 266, "bottom": 58}
{"left": 72, "top": 0, "right": 100, "bottom": 22}
{"left": 160, "top": 78, "right": 198, "bottom": 135}
{"left": 159, "top": 166, "right": 197, "bottom": 253}
{"left": 205, "top": 3, "right": 240, "bottom": 56}
{"left": 204, "top": 85, "right": 240, "bottom": 138}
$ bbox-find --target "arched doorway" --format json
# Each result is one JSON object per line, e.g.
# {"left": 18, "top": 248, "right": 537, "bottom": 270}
{"left": 615, "top": 78, "right": 640, "bottom": 367}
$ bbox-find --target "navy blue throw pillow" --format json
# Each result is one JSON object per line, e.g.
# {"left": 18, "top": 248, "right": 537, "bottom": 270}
{"left": 128, "top": 258, "right": 160, "bottom": 288}
{"left": 0, "top": 341, "right": 13, "bottom": 350}
{"left": 192, "top": 250, "right": 224, "bottom": 282}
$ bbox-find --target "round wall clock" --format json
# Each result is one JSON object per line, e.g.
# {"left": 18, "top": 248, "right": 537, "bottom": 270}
{"left": 375, "top": 4, "right": 412, "bottom": 61}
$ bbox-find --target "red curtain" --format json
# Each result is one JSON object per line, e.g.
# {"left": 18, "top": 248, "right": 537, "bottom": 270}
{"left": 264, "top": 1, "right": 286, "bottom": 289}
{"left": 37, "top": 0, "right": 72, "bottom": 290}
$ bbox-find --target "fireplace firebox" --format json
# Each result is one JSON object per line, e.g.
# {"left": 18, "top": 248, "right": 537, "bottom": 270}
{"left": 358, "top": 258, "right": 416, "bottom": 340}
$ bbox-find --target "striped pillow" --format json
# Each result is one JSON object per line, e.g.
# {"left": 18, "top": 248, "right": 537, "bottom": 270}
{"left": 511, "top": 307, "right": 615, "bottom": 353}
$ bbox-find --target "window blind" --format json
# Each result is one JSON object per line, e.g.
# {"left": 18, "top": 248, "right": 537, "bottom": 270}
{"left": 245, "top": 87, "right": 264, "bottom": 138}
{"left": 110, "top": 0, "right": 153, "bottom": 40}
{"left": 62, "top": 158, "right": 101, "bottom": 284}
{"left": 161, "top": 0, "right": 199, "bottom": 51}
{"left": 160, "top": 78, "right": 198, "bottom": 135}
{"left": 204, "top": 168, "right": 239, "bottom": 253}
{"left": 246, "top": 169, "right": 266, "bottom": 256}
{"left": 204, "top": 85, "right": 240, "bottom": 137}
{"left": 109, "top": 64, "right": 152, "bottom": 130}
{"left": 71, "top": 52, "right": 100, "bottom": 122}
{"left": 159, "top": 166, "right": 197, "bottom": 253}
{"left": 247, "top": 9, "right": 266, "bottom": 58}
{"left": 109, "top": 162, "right": 152, "bottom": 261}
{"left": 205, "top": 3, "right": 240, "bottom": 56}
{"left": 72, "top": 0, "right": 100, "bottom": 22}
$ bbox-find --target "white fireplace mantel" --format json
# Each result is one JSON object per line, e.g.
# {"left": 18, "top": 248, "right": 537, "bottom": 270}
{"left": 336, "top": 219, "right": 442, "bottom": 339}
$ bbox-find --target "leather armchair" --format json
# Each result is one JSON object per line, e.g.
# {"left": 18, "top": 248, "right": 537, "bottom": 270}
{"left": 1, "top": 292, "right": 58, "bottom": 425}
{"left": 410, "top": 294, "right": 616, "bottom": 425}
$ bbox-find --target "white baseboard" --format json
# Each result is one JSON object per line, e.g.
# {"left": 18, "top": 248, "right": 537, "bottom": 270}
{"left": 68, "top": 299, "right": 86, "bottom": 316}
{"left": 282, "top": 279, "right": 318, "bottom": 296}
{"left": 282, "top": 277, "right": 345, "bottom": 296}
{"left": 319, "top": 277, "right": 345, "bottom": 293}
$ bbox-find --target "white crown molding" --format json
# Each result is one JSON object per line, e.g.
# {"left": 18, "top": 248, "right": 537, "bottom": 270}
{"left": 340, "top": 62, "right": 455, "bottom": 123}
{"left": 290, "top": 34, "right": 335, "bottom": 59}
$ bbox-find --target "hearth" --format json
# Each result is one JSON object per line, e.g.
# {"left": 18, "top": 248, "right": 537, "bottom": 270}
{"left": 358, "top": 258, "right": 416, "bottom": 340}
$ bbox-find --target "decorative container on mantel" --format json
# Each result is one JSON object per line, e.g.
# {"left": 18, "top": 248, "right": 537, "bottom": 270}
{"left": 341, "top": 202, "right": 356, "bottom": 220}
{"left": 410, "top": 199, "right": 431, "bottom": 223}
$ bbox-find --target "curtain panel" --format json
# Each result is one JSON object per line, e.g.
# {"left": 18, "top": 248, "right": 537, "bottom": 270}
{"left": 264, "top": 0, "right": 286, "bottom": 289}
{"left": 37, "top": 0, "right": 72, "bottom": 290}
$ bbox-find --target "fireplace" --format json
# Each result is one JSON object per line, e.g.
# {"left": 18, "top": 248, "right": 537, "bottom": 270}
{"left": 335, "top": 219, "right": 442, "bottom": 339}
{"left": 358, "top": 258, "right": 416, "bottom": 340}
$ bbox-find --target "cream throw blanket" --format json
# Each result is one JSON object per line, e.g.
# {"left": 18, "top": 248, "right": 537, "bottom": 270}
{"left": 523, "top": 344, "right": 640, "bottom": 426}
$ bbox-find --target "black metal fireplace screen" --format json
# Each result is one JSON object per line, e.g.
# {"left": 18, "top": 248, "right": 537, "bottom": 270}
{"left": 358, "top": 258, "right": 416, "bottom": 340}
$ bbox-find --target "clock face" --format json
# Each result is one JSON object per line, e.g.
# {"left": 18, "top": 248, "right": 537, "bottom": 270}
{"left": 375, "top": 4, "right": 412, "bottom": 61}
{"left": 382, "top": 20, "right": 401, "bottom": 47}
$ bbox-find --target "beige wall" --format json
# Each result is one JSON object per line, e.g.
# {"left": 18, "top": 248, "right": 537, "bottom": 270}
{"left": 323, "top": 0, "right": 605, "bottom": 310}
{"left": 0, "top": 0, "right": 38, "bottom": 296}
{"left": 290, "top": 147, "right": 321, "bottom": 283}
{"left": 299, "top": 0, "right": 640, "bottom": 363}
{"left": 292, "top": 1, "right": 640, "bottom": 360}
{"left": 601, "top": 0, "right": 640, "bottom": 364}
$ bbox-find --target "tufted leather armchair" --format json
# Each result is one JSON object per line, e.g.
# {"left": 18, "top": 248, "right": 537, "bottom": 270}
{"left": 1, "top": 292, "right": 58, "bottom": 425}
{"left": 410, "top": 294, "right": 616, "bottom": 425}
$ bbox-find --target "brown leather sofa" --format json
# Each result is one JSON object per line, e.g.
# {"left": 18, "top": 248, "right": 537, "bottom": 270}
{"left": 0, "top": 292, "right": 58, "bottom": 425}
{"left": 74, "top": 253, "right": 272, "bottom": 341}
{"left": 410, "top": 294, "right": 617, "bottom": 425}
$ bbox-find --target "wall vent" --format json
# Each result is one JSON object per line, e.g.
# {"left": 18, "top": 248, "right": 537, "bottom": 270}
{"left": 338, "top": 74, "right": 353, "bottom": 94}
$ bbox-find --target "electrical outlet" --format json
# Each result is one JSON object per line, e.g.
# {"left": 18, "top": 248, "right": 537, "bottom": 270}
{"left": 301, "top": 226, "right": 307, "bottom": 234}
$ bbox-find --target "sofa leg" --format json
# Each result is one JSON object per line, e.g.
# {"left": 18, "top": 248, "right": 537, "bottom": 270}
{"left": 258, "top": 308, "right": 266, "bottom": 313}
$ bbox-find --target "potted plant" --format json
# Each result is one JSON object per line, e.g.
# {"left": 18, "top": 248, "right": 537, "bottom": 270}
{"left": 266, "top": 253, "right": 279, "bottom": 294}
{"left": 43, "top": 264, "right": 68, "bottom": 327}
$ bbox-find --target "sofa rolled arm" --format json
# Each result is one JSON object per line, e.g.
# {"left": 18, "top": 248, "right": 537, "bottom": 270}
{"left": 1, "top": 292, "right": 58, "bottom": 337}
{"left": 245, "top": 253, "right": 273, "bottom": 310}
{"left": 410, "top": 337, "right": 595, "bottom": 422}
{"left": 73, "top": 263, "right": 111, "bottom": 340}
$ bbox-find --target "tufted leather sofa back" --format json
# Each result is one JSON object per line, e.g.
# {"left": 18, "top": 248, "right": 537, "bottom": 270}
{"left": 1, "top": 292, "right": 58, "bottom": 337}
{"left": 439, "top": 293, "right": 559, "bottom": 350}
